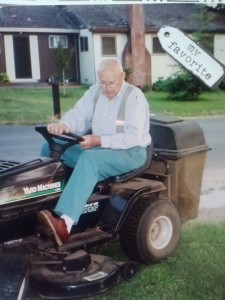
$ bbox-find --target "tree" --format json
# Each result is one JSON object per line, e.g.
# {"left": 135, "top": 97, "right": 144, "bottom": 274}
{"left": 52, "top": 43, "right": 74, "bottom": 95}
{"left": 213, "top": 4, "right": 225, "bottom": 13}
{"left": 191, "top": 4, "right": 215, "bottom": 53}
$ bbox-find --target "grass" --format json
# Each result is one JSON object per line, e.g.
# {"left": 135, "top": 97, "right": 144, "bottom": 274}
{"left": 27, "top": 221, "right": 225, "bottom": 300}
{"left": 95, "top": 222, "right": 225, "bottom": 300}
{"left": 0, "top": 85, "right": 88, "bottom": 125}
{"left": 0, "top": 85, "right": 224, "bottom": 125}
{"left": 148, "top": 90, "right": 225, "bottom": 118}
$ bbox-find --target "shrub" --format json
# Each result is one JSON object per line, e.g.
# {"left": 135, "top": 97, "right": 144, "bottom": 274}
{"left": 153, "top": 71, "right": 209, "bottom": 101}
{"left": 0, "top": 73, "right": 10, "bottom": 83}
{"left": 152, "top": 78, "right": 169, "bottom": 92}
{"left": 142, "top": 84, "right": 151, "bottom": 93}
{"left": 218, "top": 78, "right": 225, "bottom": 91}
{"left": 123, "top": 67, "right": 132, "bottom": 81}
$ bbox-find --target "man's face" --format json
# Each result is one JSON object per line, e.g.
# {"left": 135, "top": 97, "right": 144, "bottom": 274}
{"left": 99, "top": 69, "right": 125, "bottom": 99}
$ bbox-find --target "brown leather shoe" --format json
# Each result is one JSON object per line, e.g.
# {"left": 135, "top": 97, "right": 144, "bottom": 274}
{"left": 37, "top": 210, "right": 70, "bottom": 246}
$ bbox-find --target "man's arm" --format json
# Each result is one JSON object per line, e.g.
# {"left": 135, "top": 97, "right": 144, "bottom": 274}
{"left": 47, "top": 85, "right": 99, "bottom": 136}
{"left": 79, "top": 135, "right": 101, "bottom": 149}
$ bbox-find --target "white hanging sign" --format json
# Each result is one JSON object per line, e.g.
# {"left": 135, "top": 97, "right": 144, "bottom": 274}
{"left": 157, "top": 26, "right": 225, "bottom": 88}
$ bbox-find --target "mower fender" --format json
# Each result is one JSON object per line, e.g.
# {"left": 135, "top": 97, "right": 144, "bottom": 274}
{"left": 115, "top": 180, "right": 166, "bottom": 232}
{"left": 99, "top": 178, "right": 166, "bottom": 232}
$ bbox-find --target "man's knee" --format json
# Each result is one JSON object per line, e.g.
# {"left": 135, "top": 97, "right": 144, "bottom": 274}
{"left": 77, "top": 149, "right": 103, "bottom": 167}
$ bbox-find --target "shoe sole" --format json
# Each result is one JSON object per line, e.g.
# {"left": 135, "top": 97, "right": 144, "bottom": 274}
{"left": 38, "top": 211, "right": 63, "bottom": 247}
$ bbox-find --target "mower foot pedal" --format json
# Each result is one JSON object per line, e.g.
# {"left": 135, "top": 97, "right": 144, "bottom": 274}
{"left": 36, "top": 225, "right": 54, "bottom": 238}
{"left": 60, "top": 228, "right": 114, "bottom": 251}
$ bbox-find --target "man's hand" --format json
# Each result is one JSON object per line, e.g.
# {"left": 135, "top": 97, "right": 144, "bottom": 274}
{"left": 47, "top": 123, "right": 70, "bottom": 135}
{"left": 80, "top": 135, "right": 101, "bottom": 149}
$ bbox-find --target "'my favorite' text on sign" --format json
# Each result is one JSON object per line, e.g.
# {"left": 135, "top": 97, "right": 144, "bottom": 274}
{"left": 157, "top": 26, "right": 225, "bottom": 88}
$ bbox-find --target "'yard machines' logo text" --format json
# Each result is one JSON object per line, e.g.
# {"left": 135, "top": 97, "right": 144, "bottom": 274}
{"left": 23, "top": 181, "right": 61, "bottom": 195}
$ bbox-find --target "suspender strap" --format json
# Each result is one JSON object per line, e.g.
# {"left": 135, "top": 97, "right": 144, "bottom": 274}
{"left": 93, "top": 86, "right": 102, "bottom": 107}
{"left": 116, "top": 84, "right": 134, "bottom": 133}
{"left": 93, "top": 84, "right": 134, "bottom": 133}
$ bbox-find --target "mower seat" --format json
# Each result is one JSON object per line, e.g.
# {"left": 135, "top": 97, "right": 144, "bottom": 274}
{"left": 113, "top": 144, "right": 153, "bottom": 183}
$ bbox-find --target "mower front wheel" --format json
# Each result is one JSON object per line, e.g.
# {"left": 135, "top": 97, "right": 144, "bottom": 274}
{"left": 120, "top": 262, "right": 139, "bottom": 282}
{"left": 120, "top": 198, "right": 181, "bottom": 264}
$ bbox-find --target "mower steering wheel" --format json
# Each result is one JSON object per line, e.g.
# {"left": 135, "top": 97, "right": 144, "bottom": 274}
{"left": 50, "top": 130, "right": 85, "bottom": 144}
{"left": 35, "top": 125, "right": 84, "bottom": 158}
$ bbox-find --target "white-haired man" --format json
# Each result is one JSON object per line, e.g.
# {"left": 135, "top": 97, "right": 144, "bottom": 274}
{"left": 38, "top": 58, "right": 151, "bottom": 246}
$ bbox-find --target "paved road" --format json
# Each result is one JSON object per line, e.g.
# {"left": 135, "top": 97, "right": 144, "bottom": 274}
{"left": 0, "top": 117, "right": 225, "bottom": 213}
{"left": 0, "top": 125, "right": 44, "bottom": 162}
{"left": 194, "top": 117, "right": 225, "bottom": 213}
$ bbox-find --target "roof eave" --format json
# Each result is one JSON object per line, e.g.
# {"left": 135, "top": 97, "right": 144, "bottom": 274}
{"left": 90, "top": 27, "right": 128, "bottom": 34}
{"left": 0, "top": 27, "right": 79, "bottom": 33}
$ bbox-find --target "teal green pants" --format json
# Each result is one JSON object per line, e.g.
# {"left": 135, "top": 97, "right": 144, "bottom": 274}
{"left": 41, "top": 142, "right": 147, "bottom": 223}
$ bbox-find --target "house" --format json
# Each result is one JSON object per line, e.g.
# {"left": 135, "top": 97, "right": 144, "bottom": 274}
{"left": 0, "top": 6, "right": 81, "bottom": 83}
{"left": 0, "top": 4, "right": 224, "bottom": 87}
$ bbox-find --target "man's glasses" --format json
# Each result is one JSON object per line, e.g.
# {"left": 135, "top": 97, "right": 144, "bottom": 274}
{"left": 99, "top": 81, "right": 118, "bottom": 88}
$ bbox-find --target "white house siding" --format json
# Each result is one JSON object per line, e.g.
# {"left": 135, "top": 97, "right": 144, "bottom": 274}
{"left": 145, "top": 34, "right": 179, "bottom": 84}
{"left": 4, "top": 35, "right": 16, "bottom": 80}
{"left": 214, "top": 34, "right": 225, "bottom": 66}
{"left": 29, "top": 35, "right": 41, "bottom": 81}
{"left": 79, "top": 29, "right": 96, "bottom": 85}
{"left": 80, "top": 32, "right": 127, "bottom": 85}
{"left": 152, "top": 54, "right": 180, "bottom": 83}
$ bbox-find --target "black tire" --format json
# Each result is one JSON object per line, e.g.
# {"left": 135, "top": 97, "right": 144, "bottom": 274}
{"left": 0, "top": 255, "right": 30, "bottom": 300}
{"left": 119, "top": 198, "right": 181, "bottom": 264}
{"left": 120, "top": 262, "right": 139, "bottom": 282}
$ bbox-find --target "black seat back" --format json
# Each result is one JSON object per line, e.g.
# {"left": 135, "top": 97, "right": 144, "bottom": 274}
{"left": 114, "top": 144, "right": 153, "bottom": 183}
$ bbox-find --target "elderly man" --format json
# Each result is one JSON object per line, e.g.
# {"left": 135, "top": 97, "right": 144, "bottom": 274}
{"left": 38, "top": 58, "right": 151, "bottom": 246}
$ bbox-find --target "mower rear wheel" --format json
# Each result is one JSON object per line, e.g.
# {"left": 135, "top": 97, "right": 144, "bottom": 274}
{"left": 0, "top": 255, "right": 30, "bottom": 300}
{"left": 119, "top": 198, "right": 181, "bottom": 264}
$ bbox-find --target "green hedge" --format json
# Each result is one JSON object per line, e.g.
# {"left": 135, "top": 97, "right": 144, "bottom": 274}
{"left": 153, "top": 71, "right": 210, "bottom": 101}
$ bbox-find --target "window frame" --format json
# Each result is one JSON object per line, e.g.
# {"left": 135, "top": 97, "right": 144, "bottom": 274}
{"left": 80, "top": 36, "right": 89, "bottom": 52}
{"left": 152, "top": 36, "right": 165, "bottom": 54}
{"left": 101, "top": 35, "right": 117, "bottom": 56}
{"left": 49, "top": 35, "right": 68, "bottom": 49}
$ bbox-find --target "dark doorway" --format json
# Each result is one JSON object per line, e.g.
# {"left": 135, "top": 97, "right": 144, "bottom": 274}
{"left": 13, "top": 36, "right": 32, "bottom": 78}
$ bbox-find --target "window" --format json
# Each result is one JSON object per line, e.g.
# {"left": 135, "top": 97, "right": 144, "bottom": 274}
{"left": 80, "top": 36, "right": 88, "bottom": 52}
{"left": 152, "top": 37, "right": 165, "bottom": 54}
{"left": 101, "top": 36, "right": 116, "bottom": 56}
{"left": 49, "top": 35, "right": 68, "bottom": 49}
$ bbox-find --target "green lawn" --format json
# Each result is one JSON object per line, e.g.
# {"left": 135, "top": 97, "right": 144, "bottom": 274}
{"left": 148, "top": 90, "right": 225, "bottom": 118}
{"left": 95, "top": 222, "right": 225, "bottom": 300}
{"left": 0, "top": 85, "right": 224, "bottom": 125}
